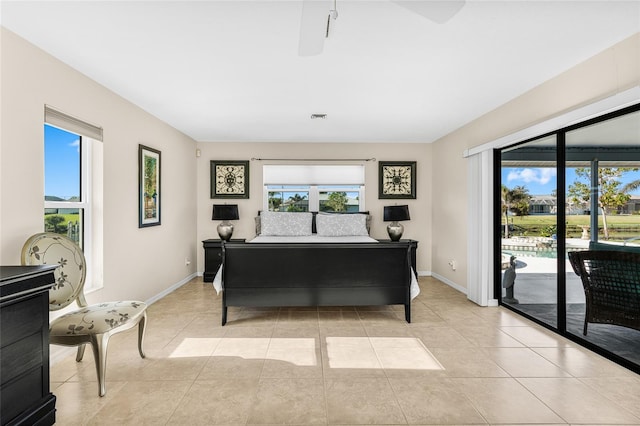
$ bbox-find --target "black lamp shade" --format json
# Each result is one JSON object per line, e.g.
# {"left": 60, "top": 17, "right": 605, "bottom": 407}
{"left": 212, "top": 204, "right": 239, "bottom": 221}
{"left": 383, "top": 205, "right": 410, "bottom": 222}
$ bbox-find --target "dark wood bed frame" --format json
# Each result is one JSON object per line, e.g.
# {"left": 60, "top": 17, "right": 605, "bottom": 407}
{"left": 220, "top": 240, "right": 416, "bottom": 325}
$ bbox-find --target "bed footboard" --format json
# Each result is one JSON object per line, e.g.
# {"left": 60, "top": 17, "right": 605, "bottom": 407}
{"left": 220, "top": 241, "right": 414, "bottom": 325}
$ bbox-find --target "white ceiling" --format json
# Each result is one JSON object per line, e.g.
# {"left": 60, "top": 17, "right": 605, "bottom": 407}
{"left": 1, "top": 1, "right": 639, "bottom": 143}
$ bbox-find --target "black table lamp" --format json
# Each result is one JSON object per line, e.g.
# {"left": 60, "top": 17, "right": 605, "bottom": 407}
{"left": 212, "top": 204, "right": 239, "bottom": 241}
{"left": 383, "top": 205, "right": 410, "bottom": 241}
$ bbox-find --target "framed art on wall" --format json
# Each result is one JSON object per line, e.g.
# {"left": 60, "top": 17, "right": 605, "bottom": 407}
{"left": 139, "top": 144, "right": 161, "bottom": 227}
{"left": 211, "top": 160, "right": 250, "bottom": 199}
{"left": 378, "top": 161, "right": 417, "bottom": 199}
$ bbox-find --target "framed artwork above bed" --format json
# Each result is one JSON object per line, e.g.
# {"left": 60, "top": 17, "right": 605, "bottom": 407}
{"left": 378, "top": 161, "right": 416, "bottom": 199}
{"left": 211, "top": 160, "right": 250, "bottom": 199}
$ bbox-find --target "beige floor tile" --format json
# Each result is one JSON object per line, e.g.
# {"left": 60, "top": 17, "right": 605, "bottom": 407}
{"left": 198, "top": 355, "right": 265, "bottom": 380}
{"left": 518, "top": 377, "right": 640, "bottom": 424}
{"left": 365, "top": 325, "right": 414, "bottom": 338}
{"left": 533, "top": 347, "right": 633, "bottom": 378}
{"left": 261, "top": 346, "right": 323, "bottom": 378}
{"left": 482, "top": 347, "right": 572, "bottom": 378}
{"left": 135, "top": 355, "right": 208, "bottom": 381}
{"left": 246, "top": 378, "right": 326, "bottom": 424}
{"left": 213, "top": 336, "right": 270, "bottom": 359}
{"left": 319, "top": 324, "right": 367, "bottom": 337}
{"left": 325, "top": 378, "right": 406, "bottom": 424}
{"left": 579, "top": 376, "right": 640, "bottom": 418}
{"left": 168, "top": 379, "right": 259, "bottom": 425}
{"left": 318, "top": 310, "right": 361, "bottom": 323}
{"left": 411, "top": 326, "right": 475, "bottom": 349}
{"left": 277, "top": 310, "right": 320, "bottom": 327}
{"left": 54, "top": 380, "right": 127, "bottom": 425}
{"left": 47, "top": 278, "right": 639, "bottom": 426}
{"left": 454, "top": 325, "right": 526, "bottom": 348}
{"left": 471, "top": 307, "right": 535, "bottom": 327}
{"left": 88, "top": 380, "right": 192, "bottom": 425}
{"left": 430, "top": 347, "right": 509, "bottom": 378}
{"left": 500, "top": 326, "right": 573, "bottom": 347}
{"left": 357, "top": 310, "right": 405, "bottom": 326}
{"left": 450, "top": 377, "right": 564, "bottom": 424}
{"left": 389, "top": 377, "right": 487, "bottom": 424}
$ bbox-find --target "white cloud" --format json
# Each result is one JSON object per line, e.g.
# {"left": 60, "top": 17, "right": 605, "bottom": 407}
{"left": 507, "top": 168, "right": 556, "bottom": 185}
{"left": 69, "top": 139, "right": 80, "bottom": 152}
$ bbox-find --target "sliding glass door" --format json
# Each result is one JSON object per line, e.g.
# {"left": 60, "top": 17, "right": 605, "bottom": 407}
{"left": 500, "top": 135, "right": 558, "bottom": 328}
{"left": 565, "top": 109, "right": 640, "bottom": 367}
{"left": 497, "top": 104, "right": 640, "bottom": 372}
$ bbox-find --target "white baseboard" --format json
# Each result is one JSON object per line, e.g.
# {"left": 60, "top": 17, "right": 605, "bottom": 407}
{"left": 417, "top": 270, "right": 431, "bottom": 277}
{"left": 145, "top": 272, "right": 197, "bottom": 306}
{"left": 49, "top": 272, "right": 198, "bottom": 366}
{"left": 430, "top": 272, "right": 468, "bottom": 295}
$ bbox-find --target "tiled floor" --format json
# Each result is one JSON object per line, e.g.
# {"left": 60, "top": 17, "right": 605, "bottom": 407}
{"left": 50, "top": 276, "right": 640, "bottom": 425}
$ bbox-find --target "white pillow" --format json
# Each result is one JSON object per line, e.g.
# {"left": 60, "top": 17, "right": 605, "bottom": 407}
{"left": 316, "top": 213, "right": 369, "bottom": 236}
{"left": 260, "top": 211, "right": 313, "bottom": 236}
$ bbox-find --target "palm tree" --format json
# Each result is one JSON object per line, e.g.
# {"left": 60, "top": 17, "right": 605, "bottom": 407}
{"left": 501, "top": 185, "right": 531, "bottom": 238}
{"left": 622, "top": 179, "right": 640, "bottom": 194}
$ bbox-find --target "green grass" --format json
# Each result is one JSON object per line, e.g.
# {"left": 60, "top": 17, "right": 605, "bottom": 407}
{"left": 44, "top": 213, "right": 80, "bottom": 224}
{"left": 504, "top": 214, "right": 640, "bottom": 241}
{"left": 507, "top": 214, "right": 640, "bottom": 227}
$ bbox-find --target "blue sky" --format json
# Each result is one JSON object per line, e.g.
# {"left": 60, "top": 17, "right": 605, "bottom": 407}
{"left": 503, "top": 167, "right": 640, "bottom": 196}
{"left": 45, "top": 124, "right": 80, "bottom": 199}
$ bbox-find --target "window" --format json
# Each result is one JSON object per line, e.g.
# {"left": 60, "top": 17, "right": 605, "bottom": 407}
{"left": 263, "top": 165, "right": 365, "bottom": 212}
{"left": 44, "top": 106, "right": 103, "bottom": 290}
{"left": 44, "top": 125, "right": 84, "bottom": 245}
{"left": 267, "top": 185, "right": 310, "bottom": 212}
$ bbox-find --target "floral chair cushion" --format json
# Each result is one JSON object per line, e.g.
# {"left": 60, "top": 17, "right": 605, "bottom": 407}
{"left": 22, "top": 233, "right": 86, "bottom": 310}
{"left": 50, "top": 301, "right": 147, "bottom": 336}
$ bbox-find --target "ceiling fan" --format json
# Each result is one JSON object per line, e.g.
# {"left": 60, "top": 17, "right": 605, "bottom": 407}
{"left": 298, "top": 0, "right": 465, "bottom": 56}
{"left": 298, "top": 0, "right": 466, "bottom": 56}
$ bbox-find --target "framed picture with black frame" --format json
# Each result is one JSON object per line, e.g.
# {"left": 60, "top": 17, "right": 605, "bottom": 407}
{"left": 210, "top": 160, "right": 250, "bottom": 199}
{"left": 378, "top": 161, "right": 417, "bottom": 199}
{"left": 139, "top": 144, "right": 161, "bottom": 227}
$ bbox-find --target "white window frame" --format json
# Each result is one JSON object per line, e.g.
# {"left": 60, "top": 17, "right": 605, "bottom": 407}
{"left": 263, "top": 184, "right": 366, "bottom": 212}
{"left": 44, "top": 106, "right": 103, "bottom": 292}
{"left": 262, "top": 165, "right": 366, "bottom": 212}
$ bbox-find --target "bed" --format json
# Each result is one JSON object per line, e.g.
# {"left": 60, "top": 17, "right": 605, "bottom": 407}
{"left": 212, "top": 211, "right": 418, "bottom": 325}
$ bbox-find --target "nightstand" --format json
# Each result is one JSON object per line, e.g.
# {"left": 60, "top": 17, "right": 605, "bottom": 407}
{"left": 202, "top": 239, "right": 245, "bottom": 282}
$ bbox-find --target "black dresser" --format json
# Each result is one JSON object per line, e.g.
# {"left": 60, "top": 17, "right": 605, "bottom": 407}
{"left": 0, "top": 265, "right": 57, "bottom": 426}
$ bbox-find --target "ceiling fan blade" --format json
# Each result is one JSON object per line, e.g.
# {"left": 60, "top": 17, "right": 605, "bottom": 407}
{"left": 392, "top": 1, "right": 465, "bottom": 24}
{"left": 298, "top": 0, "right": 332, "bottom": 56}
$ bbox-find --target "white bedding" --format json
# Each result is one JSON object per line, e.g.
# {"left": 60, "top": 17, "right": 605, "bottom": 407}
{"left": 212, "top": 236, "right": 420, "bottom": 300}
{"left": 250, "top": 235, "right": 378, "bottom": 244}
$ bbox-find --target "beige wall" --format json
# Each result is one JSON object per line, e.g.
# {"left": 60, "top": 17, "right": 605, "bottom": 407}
{"left": 432, "top": 33, "right": 640, "bottom": 290}
{"left": 196, "top": 142, "right": 432, "bottom": 274}
{"left": 2, "top": 23, "right": 637, "bottom": 310}
{"left": 0, "top": 28, "right": 198, "bottom": 302}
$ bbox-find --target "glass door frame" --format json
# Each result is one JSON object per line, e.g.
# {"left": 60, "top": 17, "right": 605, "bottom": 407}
{"left": 493, "top": 102, "right": 640, "bottom": 374}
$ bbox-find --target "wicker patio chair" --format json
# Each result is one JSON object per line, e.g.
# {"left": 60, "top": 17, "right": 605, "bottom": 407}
{"left": 568, "top": 250, "right": 640, "bottom": 335}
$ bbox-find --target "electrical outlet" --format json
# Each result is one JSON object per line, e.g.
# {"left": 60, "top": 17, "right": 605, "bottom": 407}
{"left": 185, "top": 258, "right": 191, "bottom": 266}
{"left": 448, "top": 260, "right": 457, "bottom": 271}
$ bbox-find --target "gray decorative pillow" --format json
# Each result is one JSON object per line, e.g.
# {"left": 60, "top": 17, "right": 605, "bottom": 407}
{"left": 260, "top": 211, "right": 313, "bottom": 236}
{"left": 316, "top": 213, "right": 369, "bottom": 236}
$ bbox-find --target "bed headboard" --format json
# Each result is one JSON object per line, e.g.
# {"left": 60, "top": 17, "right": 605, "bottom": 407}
{"left": 255, "top": 211, "right": 371, "bottom": 236}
